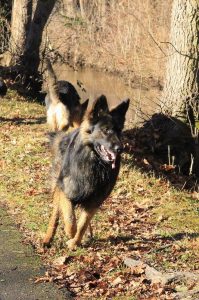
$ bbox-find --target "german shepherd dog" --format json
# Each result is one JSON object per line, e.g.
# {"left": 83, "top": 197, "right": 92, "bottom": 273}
{"left": 43, "top": 95, "right": 129, "bottom": 250}
{"left": 45, "top": 59, "right": 89, "bottom": 131}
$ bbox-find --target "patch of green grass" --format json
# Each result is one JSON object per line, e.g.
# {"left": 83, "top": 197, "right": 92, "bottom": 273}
{"left": 0, "top": 93, "right": 48, "bottom": 240}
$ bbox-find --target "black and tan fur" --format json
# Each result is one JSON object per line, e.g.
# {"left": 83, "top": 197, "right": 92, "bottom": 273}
{"left": 45, "top": 59, "right": 88, "bottom": 131}
{"left": 43, "top": 95, "right": 129, "bottom": 250}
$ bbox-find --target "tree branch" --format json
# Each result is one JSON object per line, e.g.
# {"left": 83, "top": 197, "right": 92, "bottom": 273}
{"left": 160, "top": 41, "right": 198, "bottom": 60}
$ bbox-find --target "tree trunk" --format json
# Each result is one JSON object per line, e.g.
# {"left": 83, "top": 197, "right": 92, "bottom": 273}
{"left": 21, "top": 0, "right": 57, "bottom": 77}
{"left": 161, "top": 0, "right": 199, "bottom": 123}
{"left": 7, "top": 0, "right": 57, "bottom": 96}
{"left": 10, "top": 0, "right": 32, "bottom": 62}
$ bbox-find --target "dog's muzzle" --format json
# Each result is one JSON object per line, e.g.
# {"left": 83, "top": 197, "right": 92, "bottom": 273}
{"left": 95, "top": 144, "right": 121, "bottom": 169}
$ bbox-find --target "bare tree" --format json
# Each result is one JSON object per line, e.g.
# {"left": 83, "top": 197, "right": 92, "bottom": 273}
{"left": 1, "top": 0, "right": 57, "bottom": 95}
{"left": 10, "top": 0, "right": 32, "bottom": 61}
{"left": 20, "top": 0, "right": 57, "bottom": 90}
{"left": 161, "top": 0, "right": 198, "bottom": 126}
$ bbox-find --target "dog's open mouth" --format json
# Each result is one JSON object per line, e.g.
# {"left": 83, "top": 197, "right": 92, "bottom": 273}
{"left": 95, "top": 145, "right": 117, "bottom": 169}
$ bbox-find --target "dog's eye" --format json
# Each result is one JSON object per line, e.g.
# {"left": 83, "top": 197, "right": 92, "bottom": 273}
{"left": 103, "top": 128, "right": 113, "bottom": 135}
{"left": 108, "top": 129, "right": 114, "bottom": 134}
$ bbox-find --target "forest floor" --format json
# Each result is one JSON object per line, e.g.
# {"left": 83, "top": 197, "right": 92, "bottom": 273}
{"left": 0, "top": 90, "right": 199, "bottom": 299}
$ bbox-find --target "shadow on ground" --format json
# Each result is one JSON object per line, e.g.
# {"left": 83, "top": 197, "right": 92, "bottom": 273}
{"left": 122, "top": 113, "right": 199, "bottom": 190}
{"left": 0, "top": 116, "right": 46, "bottom": 125}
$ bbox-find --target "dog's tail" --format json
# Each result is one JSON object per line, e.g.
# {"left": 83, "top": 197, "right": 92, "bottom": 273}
{"left": 45, "top": 58, "right": 60, "bottom": 104}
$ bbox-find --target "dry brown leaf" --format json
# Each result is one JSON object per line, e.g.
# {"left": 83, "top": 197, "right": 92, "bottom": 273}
{"left": 111, "top": 276, "right": 122, "bottom": 286}
{"left": 160, "top": 164, "right": 175, "bottom": 171}
{"left": 131, "top": 265, "right": 145, "bottom": 276}
{"left": 143, "top": 158, "right": 150, "bottom": 165}
{"left": 53, "top": 256, "right": 68, "bottom": 266}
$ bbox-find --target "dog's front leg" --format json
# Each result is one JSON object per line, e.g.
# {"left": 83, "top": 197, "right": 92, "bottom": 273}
{"left": 60, "top": 195, "right": 77, "bottom": 239}
{"left": 66, "top": 207, "right": 97, "bottom": 250}
{"left": 43, "top": 188, "right": 61, "bottom": 247}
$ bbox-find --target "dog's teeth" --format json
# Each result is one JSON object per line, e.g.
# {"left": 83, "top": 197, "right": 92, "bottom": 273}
{"left": 101, "top": 145, "right": 107, "bottom": 154}
{"left": 99, "top": 145, "right": 117, "bottom": 164}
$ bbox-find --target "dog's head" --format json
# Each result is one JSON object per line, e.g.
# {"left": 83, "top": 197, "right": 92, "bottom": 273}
{"left": 80, "top": 95, "right": 129, "bottom": 168}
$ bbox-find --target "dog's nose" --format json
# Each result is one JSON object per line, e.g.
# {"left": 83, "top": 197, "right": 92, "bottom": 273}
{"left": 114, "top": 144, "right": 123, "bottom": 153}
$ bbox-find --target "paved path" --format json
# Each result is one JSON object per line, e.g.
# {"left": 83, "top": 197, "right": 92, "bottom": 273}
{"left": 0, "top": 207, "right": 70, "bottom": 300}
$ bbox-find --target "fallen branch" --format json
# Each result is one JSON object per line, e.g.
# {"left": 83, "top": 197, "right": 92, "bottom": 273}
{"left": 124, "top": 257, "right": 199, "bottom": 286}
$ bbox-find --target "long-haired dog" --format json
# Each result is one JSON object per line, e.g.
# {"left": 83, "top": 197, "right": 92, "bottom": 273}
{"left": 43, "top": 95, "right": 129, "bottom": 250}
{"left": 45, "top": 59, "right": 88, "bottom": 131}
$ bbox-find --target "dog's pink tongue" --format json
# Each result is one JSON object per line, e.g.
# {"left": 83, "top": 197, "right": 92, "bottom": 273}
{"left": 112, "top": 160, "right": 116, "bottom": 169}
{"left": 110, "top": 152, "right": 116, "bottom": 169}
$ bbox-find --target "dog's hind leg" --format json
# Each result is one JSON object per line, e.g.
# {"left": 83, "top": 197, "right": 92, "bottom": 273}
{"left": 47, "top": 107, "right": 58, "bottom": 131}
{"left": 66, "top": 207, "right": 97, "bottom": 250}
{"left": 87, "top": 223, "right": 93, "bottom": 238}
{"left": 56, "top": 103, "right": 70, "bottom": 131}
{"left": 43, "top": 188, "right": 61, "bottom": 247}
{"left": 59, "top": 196, "right": 77, "bottom": 239}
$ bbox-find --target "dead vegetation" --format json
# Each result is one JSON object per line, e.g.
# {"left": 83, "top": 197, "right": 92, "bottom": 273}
{"left": 0, "top": 1, "right": 11, "bottom": 54}
{"left": 0, "top": 91, "right": 198, "bottom": 299}
{"left": 45, "top": 0, "right": 172, "bottom": 89}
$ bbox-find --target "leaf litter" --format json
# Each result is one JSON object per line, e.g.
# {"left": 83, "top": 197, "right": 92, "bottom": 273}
{"left": 0, "top": 93, "right": 199, "bottom": 299}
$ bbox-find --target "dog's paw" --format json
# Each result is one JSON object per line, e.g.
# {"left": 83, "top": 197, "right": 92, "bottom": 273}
{"left": 43, "top": 237, "right": 52, "bottom": 249}
{"left": 66, "top": 238, "right": 80, "bottom": 250}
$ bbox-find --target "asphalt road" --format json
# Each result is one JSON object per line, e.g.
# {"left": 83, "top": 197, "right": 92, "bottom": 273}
{"left": 0, "top": 206, "right": 70, "bottom": 300}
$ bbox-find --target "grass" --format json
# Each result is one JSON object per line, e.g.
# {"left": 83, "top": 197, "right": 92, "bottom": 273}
{"left": 0, "top": 90, "right": 199, "bottom": 298}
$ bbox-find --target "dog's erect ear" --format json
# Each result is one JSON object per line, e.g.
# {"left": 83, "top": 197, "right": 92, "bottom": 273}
{"left": 92, "top": 95, "right": 109, "bottom": 113}
{"left": 89, "top": 95, "right": 109, "bottom": 122}
{"left": 81, "top": 99, "right": 89, "bottom": 112}
{"left": 110, "top": 99, "right": 130, "bottom": 130}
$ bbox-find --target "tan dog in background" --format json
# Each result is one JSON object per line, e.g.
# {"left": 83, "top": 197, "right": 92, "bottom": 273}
{"left": 45, "top": 59, "right": 88, "bottom": 131}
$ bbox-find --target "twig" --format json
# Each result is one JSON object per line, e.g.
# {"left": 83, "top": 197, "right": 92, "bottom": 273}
{"left": 147, "top": 243, "right": 173, "bottom": 254}
{"left": 168, "top": 145, "right": 171, "bottom": 165}
{"left": 189, "top": 154, "right": 194, "bottom": 176}
{"left": 160, "top": 41, "right": 197, "bottom": 60}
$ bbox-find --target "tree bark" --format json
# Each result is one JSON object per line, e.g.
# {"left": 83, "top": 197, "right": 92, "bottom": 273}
{"left": 161, "top": 0, "right": 199, "bottom": 122}
{"left": 6, "top": 0, "right": 57, "bottom": 96}
{"left": 21, "top": 0, "right": 57, "bottom": 76}
{"left": 10, "top": 0, "right": 32, "bottom": 62}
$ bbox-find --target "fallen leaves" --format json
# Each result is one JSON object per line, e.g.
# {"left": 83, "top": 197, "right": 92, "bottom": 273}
{"left": 1, "top": 95, "right": 199, "bottom": 299}
{"left": 32, "top": 198, "right": 180, "bottom": 299}
{"left": 191, "top": 191, "right": 199, "bottom": 200}
{"left": 35, "top": 194, "right": 199, "bottom": 299}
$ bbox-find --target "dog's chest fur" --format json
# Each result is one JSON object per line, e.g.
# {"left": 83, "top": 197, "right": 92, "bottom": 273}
{"left": 56, "top": 130, "right": 120, "bottom": 208}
